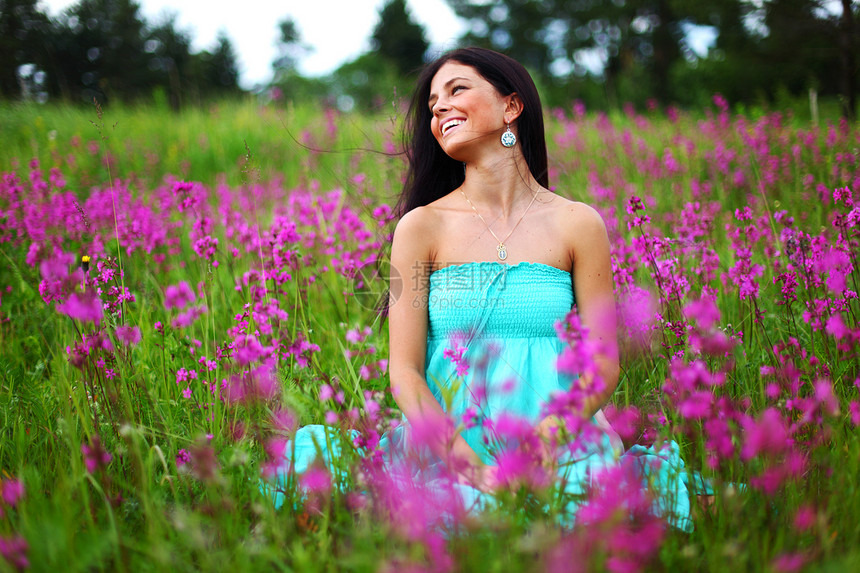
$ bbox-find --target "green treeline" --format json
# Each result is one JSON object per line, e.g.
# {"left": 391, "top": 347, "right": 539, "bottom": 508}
{"left": 2, "top": 0, "right": 858, "bottom": 117}
{"left": 1, "top": 0, "right": 241, "bottom": 108}
{"left": 448, "top": 0, "right": 859, "bottom": 118}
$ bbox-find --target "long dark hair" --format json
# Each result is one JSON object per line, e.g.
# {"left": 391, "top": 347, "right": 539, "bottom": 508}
{"left": 395, "top": 47, "right": 549, "bottom": 217}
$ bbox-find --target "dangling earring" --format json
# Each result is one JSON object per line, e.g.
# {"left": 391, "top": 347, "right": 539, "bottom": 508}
{"left": 500, "top": 121, "right": 516, "bottom": 148}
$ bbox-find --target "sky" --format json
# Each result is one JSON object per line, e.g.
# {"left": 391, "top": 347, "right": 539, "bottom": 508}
{"left": 40, "top": 0, "right": 468, "bottom": 89}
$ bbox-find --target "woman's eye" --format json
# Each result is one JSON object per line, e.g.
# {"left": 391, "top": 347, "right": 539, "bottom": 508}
{"left": 452, "top": 85, "right": 465, "bottom": 94}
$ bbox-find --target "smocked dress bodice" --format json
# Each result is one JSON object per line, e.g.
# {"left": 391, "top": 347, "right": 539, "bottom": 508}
{"left": 427, "top": 261, "right": 573, "bottom": 340}
{"left": 423, "top": 261, "right": 576, "bottom": 463}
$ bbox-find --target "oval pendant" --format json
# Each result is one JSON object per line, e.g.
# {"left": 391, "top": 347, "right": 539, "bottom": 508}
{"left": 497, "top": 245, "right": 507, "bottom": 260}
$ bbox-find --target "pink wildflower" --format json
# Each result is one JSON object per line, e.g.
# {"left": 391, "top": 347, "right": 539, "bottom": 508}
{"left": 741, "top": 408, "right": 789, "bottom": 461}
{"left": 82, "top": 435, "right": 112, "bottom": 473}
{"left": 172, "top": 304, "right": 207, "bottom": 328}
{"left": 771, "top": 552, "right": 806, "bottom": 573}
{"left": 57, "top": 292, "right": 103, "bottom": 325}
{"left": 172, "top": 180, "right": 203, "bottom": 212}
{"left": 0, "top": 535, "right": 29, "bottom": 571}
{"left": 299, "top": 465, "right": 332, "bottom": 494}
{"left": 793, "top": 505, "right": 816, "bottom": 532}
{"left": 443, "top": 344, "right": 469, "bottom": 377}
{"left": 813, "top": 380, "right": 840, "bottom": 417}
{"left": 825, "top": 313, "right": 848, "bottom": 339}
{"left": 115, "top": 325, "right": 141, "bottom": 346}
{"left": 346, "top": 326, "right": 371, "bottom": 344}
{"left": 1, "top": 479, "right": 24, "bottom": 507}
{"left": 164, "top": 281, "right": 195, "bottom": 310}
{"left": 188, "top": 441, "right": 219, "bottom": 482}
{"left": 850, "top": 402, "right": 860, "bottom": 426}
{"left": 683, "top": 296, "right": 720, "bottom": 330}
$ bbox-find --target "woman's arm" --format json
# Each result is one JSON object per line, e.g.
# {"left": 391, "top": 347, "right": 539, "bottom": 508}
{"left": 536, "top": 204, "right": 619, "bottom": 446}
{"left": 568, "top": 204, "right": 620, "bottom": 415}
{"left": 388, "top": 208, "right": 497, "bottom": 490}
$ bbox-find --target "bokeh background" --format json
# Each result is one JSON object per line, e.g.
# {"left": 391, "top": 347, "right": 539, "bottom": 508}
{"left": 3, "top": 0, "right": 858, "bottom": 117}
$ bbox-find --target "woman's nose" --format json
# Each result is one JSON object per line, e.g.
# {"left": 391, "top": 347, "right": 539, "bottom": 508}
{"left": 433, "top": 99, "right": 450, "bottom": 116}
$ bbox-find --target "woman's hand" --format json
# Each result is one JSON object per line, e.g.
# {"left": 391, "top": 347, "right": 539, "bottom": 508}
{"left": 536, "top": 415, "right": 562, "bottom": 473}
{"left": 458, "top": 463, "right": 499, "bottom": 493}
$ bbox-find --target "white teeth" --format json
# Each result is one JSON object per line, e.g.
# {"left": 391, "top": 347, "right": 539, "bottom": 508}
{"left": 442, "top": 119, "right": 464, "bottom": 134}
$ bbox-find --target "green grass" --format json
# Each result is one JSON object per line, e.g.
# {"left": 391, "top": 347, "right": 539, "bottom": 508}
{"left": 0, "top": 98, "right": 858, "bottom": 572}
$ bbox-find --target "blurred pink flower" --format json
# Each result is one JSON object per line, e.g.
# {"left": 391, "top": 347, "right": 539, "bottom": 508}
{"left": 616, "top": 287, "right": 656, "bottom": 347}
{"left": 813, "top": 380, "right": 840, "bottom": 417}
{"left": 171, "top": 304, "right": 207, "bottom": 329}
{"left": 299, "top": 465, "right": 332, "bottom": 495}
{"left": 57, "top": 292, "right": 103, "bottom": 325}
{"left": 771, "top": 552, "right": 806, "bottom": 573}
{"left": 0, "top": 535, "right": 29, "bottom": 571}
{"left": 188, "top": 441, "right": 219, "bottom": 482}
{"left": 1, "top": 479, "right": 24, "bottom": 507}
{"left": 115, "top": 325, "right": 141, "bottom": 346}
{"left": 741, "top": 408, "right": 789, "bottom": 461}
{"left": 683, "top": 296, "right": 720, "bottom": 330}
{"left": 164, "top": 281, "right": 195, "bottom": 310}
{"left": 346, "top": 326, "right": 372, "bottom": 344}
{"left": 850, "top": 402, "right": 860, "bottom": 426}
{"left": 793, "top": 505, "right": 816, "bottom": 532}
{"left": 82, "top": 435, "right": 112, "bottom": 473}
{"left": 825, "top": 313, "right": 848, "bottom": 339}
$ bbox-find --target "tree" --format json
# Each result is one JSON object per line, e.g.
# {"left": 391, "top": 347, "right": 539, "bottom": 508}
{"left": 0, "top": 0, "right": 50, "bottom": 98}
{"left": 270, "top": 17, "right": 325, "bottom": 103}
{"left": 184, "top": 31, "right": 240, "bottom": 104}
{"left": 145, "top": 12, "right": 193, "bottom": 109}
{"left": 447, "top": 0, "right": 699, "bottom": 104}
{"left": 272, "top": 16, "right": 309, "bottom": 81}
{"left": 663, "top": 0, "right": 765, "bottom": 107}
{"left": 206, "top": 31, "right": 240, "bottom": 92}
{"left": 838, "top": 0, "right": 858, "bottom": 119}
{"left": 42, "top": 0, "right": 153, "bottom": 103}
{"left": 446, "top": 0, "right": 860, "bottom": 111}
{"left": 371, "top": 0, "right": 429, "bottom": 77}
{"left": 447, "top": 0, "right": 552, "bottom": 76}
{"left": 757, "top": 0, "right": 840, "bottom": 96}
{"left": 328, "top": 51, "right": 405, "bottom": 111}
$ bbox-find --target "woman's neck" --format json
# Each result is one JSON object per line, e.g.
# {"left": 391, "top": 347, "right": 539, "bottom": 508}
{"left": 460, "top": 152, "right": 540, "bottom": 217}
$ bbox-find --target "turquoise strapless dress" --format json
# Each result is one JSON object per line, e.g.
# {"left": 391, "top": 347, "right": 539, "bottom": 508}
{"left": 425, "top": 261, "right": 576, "bottom": 455}
{"left": 266, "top": 262, "right": 696, "bottom": 531}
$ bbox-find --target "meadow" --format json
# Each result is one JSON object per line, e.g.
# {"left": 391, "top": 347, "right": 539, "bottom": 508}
{"left": 0, "top": 95, "right": 858, "bottom": 572}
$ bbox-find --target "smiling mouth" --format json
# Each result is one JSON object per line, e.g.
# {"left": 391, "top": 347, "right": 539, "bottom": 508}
{"left": 441, "top": 119, "right": 465, "bottom": 135}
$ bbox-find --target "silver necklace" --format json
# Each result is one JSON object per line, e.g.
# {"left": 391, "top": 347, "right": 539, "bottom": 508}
{"left": 460, "top": 189, "right": 539, "bottom": 261}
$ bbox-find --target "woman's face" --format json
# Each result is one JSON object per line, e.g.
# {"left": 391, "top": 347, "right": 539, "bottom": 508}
{"left": 427, "top": 62, "right": 511, "bottom": 160}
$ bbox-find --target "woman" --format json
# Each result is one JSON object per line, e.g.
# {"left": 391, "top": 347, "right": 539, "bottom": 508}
{"left": 388, "top": 46, "right": 622, "bottom": 492}
{"left": 270, "top": 47, "right": 695, "bottom": 530}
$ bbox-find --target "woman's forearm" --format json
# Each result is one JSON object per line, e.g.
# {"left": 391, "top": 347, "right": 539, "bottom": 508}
{"left": 537, "top": 354, "right": 620, "bottom": 438}
{"left": 390, "top": 366, "right": 486, "bottom": 471}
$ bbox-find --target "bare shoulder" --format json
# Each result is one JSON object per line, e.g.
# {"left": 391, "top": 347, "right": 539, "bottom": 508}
{"left": 548, "top": 197, "right": 608, "bottom": 237}
{"left": 391, "top": 205, "right": 440, "bottom": 263}
{"left": 545, "top": 197, "right": 610, "bottom": 264}
{"left": 394, "top": 205, "right": 444, "bottom": 240}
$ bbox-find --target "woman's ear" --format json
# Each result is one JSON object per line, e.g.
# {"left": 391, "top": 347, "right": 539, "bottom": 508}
{"left": 504, "top": 93, "right": 524, "bottom": 123}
